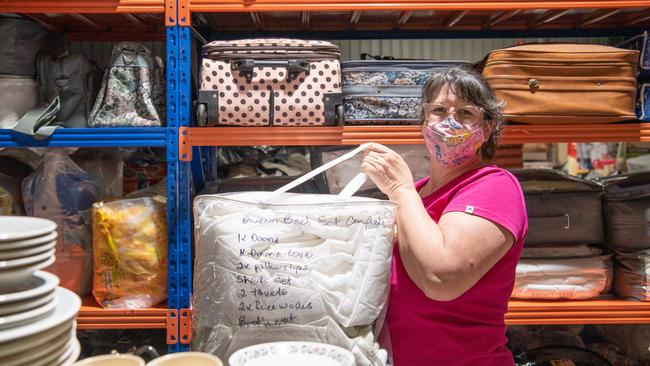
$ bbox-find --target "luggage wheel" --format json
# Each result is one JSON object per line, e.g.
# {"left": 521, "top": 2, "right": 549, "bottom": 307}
{"left": 197, "top": 104, "right": 207, "bottom": 127}
{"left": 336, "top": 104, "right": 344, "bottom": 125}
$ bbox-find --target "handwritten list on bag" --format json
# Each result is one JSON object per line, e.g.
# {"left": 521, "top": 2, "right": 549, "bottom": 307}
{"left": 193, "top": 192, "right": 396, "bottom": 365}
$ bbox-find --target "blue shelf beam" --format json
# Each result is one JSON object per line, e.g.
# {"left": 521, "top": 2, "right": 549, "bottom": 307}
{"left": 0, "top": 128, "right": 168, "bottom": 148}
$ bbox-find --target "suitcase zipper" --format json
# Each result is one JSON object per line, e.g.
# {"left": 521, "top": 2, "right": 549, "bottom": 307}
{"left": 341, "top": 60, "right": 469, "bottom": 71}
{"left": 486, "top": 58, "right": 635, "bottom": 66}
{"left": 203, "top": 52, "right": 340, "bottom": 61}
{"left": 342, "top": 85, "right": 422, "bottom": 97}
{"left": 203, "top": 45, "right": 340, "bottom": 59}
{"left": 204, "top": 45, "right": 339, "bottom": 53}
{"left": 485, "top": 75, "right": 637, "bottom": 90}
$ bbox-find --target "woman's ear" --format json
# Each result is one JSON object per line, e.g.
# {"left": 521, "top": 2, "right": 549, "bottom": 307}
{"left": 482, "top": 120, "right": 493, "bottom": 139}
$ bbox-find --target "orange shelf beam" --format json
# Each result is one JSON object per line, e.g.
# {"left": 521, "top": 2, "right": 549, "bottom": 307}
{"left": 76, "top": 296, "right": 168, "bottom": 330}
{"left": 508, "top": 299, "right": 650, "bottom": 312}
{"left": 179, "top": 123, "right": 650, "bottom": 160}
{"left": 144, "top": 299, "right": 650, "bottom": 327}
{"left": 189, "top": 0, "right": 650, "bottom": 13}
{"left": 1, "top": 0, "right": 165, "bottom": 13}
{"left": 505, "top": 317, "right": 650, "bottom": 325}
{"left": 505, "top": 299, "right": 650, "bottom": 325}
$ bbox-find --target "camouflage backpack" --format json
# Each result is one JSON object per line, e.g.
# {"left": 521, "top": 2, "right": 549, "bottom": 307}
{"left": 89, "top": 42, "right": 165, "bottom": 127}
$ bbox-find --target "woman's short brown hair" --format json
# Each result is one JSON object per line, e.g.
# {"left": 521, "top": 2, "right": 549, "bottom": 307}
{"left": 420, "top": 66, "right": 505, "bottom": 161}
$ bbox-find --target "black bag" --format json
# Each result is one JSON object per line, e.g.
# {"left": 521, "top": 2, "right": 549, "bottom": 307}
{"left": 36, "top": 51, "right": 102, "bottom": 128}
{"left": 600, "top": 172, "right": 650, "bottom": 250}
{"left": 613, "top": 249, "right": 650, "bottom": 301}
{"left": 341, "top": 60, "right": 471, "bottom": 125}
{"left": 515, "top": 346, "right": 612, "bottom": 366}
{"left": 512, "top": 169, "right": 604, "bottom": 245}
{"left": 0, "top": 15, "right": 53, "bottom": 77}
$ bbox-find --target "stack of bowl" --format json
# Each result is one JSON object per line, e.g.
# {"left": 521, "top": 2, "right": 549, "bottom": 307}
{"left": 0, "top": 216, "right": 82, "bottom": 366}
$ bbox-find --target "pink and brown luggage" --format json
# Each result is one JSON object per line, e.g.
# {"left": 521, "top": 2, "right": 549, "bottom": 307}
{"left": 483, "top": 43, "right": 638, "bottom": 124}
{"left": 197, "top": 38, "right": 343, "bottom": 127}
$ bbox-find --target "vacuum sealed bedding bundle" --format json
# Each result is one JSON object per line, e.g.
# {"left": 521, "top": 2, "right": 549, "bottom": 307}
{"left": 92, "top": 195, "right": 168, "bottom": 309}
{"left": 512, "top": 169, "right": 604, "bottom": 245}
{"left": 613, "top": 249, "right": 650, "bottom": 301}
{"left": 600, "top": 172, "right": 650, "bottom": 251}
{"left": 513, "top": 245, "right": 612, "bottom": 300}
{"left": 192, "top": 145, "right": 396, "bottom": 365}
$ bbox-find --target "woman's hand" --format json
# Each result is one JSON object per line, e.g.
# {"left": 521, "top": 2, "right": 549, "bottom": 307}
{"left": 361, "top": 143, "right": 416, "bottom": 201}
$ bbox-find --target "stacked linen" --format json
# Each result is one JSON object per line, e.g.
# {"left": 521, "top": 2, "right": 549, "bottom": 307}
{"left": 513, "top": 245, "right": 613, "bottom": 300}
{"left": 192, "top": 191, "right": 395, "bottom": 366}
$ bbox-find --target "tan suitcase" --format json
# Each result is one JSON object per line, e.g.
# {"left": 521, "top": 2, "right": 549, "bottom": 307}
{"left": 483, "top": 43, "right": 638, "bottom": 124}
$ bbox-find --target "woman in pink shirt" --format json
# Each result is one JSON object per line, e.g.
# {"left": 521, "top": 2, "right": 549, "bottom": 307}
{"left": 362, "top": 66, "right": 527, "bottom": 365}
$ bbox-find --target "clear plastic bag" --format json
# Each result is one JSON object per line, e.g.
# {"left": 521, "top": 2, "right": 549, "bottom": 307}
{"left": 22, "top": 149, "right": 98, "bottom": 296}
{"left": 122, "top": 148, "right": 166, "bottom": 195}
{"left": 73, "top": 149, "right": 124, "bottom": 200}
{"left": 92, "top": 195, "right": 167, "bottom": 309}
{"left": 0, "top": 173, "right": 23, "bottom": 215}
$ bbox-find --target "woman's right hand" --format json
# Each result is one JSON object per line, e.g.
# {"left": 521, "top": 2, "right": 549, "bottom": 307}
{"left": 361, "top": 143, "right": 416, "bottom": 201}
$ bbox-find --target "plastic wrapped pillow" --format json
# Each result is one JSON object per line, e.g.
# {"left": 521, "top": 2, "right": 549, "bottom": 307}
{"left": 513, "top": 255, "right": 613, "bottom": 300}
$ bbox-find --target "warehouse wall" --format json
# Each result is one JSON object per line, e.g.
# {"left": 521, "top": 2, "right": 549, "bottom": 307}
{"left": 70, "top": 42, "right": 165, "bottom": 68}
{"left": 70, "top": 37, "right": 619, "bottom": 67}
{"left": 332, "top": 37, "right": 620, "bottom": 62}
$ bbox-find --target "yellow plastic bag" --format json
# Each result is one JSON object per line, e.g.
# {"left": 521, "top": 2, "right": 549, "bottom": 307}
{"left": 92, "top": 196, "right": 167, "bottom": 309}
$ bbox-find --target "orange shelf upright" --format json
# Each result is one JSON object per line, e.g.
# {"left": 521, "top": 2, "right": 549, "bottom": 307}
{"left": 76, "top": 296, "right": 168, "bottom": 330}
{"left": 188, "top": 0, "right": 650, "bottom": 13}
{"left": 1, "top": 0, "right": 165, "bottom": 13}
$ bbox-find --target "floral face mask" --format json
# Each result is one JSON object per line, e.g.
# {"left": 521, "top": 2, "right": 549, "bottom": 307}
{"left": 423, "top": 117, "right": 486, "bottom": 167}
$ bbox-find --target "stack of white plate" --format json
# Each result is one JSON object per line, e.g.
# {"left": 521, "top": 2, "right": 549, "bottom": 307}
{"left": 0, "top": 216, "right": 82, "bottom": 365}
{"left": 0, "top": 216, "right": 57, "bottom": 282}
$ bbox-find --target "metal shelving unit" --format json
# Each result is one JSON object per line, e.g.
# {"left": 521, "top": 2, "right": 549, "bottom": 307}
{"left": 4, "top": 0, "right": 650, "bottom": 356}
{"left": 177, "top": 0, "right": 650, "bottom": 332}
{"left": 1, "top": 0, "right": 186, "bottom": 353}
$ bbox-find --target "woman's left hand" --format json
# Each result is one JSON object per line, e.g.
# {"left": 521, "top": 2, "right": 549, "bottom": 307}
{"left": 361, "top": 143, "right": 415, "bottom": 201}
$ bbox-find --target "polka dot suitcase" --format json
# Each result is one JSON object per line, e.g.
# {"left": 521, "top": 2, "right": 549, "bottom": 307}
{"left": 197, "top": 38, "right": 343, "bottom": 127}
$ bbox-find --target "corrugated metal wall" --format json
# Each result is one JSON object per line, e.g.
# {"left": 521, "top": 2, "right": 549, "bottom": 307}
{"left": 70, "top": 37, "right": 618, "bottom": 67}
{"left": 70, "top": 42, "right": 165, "bottom": 68}
{"left": 332, "top": 37, "right": 619, "bottom": 62}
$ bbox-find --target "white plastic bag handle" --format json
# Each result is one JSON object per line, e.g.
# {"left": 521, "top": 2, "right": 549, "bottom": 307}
{"left": 264, "top": 143, "right": 372, "bottom": 202}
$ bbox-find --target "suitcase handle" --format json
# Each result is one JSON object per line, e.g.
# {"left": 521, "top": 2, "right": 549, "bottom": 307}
{"left": 231, "top": 59, "right": 310, "bottom": 82}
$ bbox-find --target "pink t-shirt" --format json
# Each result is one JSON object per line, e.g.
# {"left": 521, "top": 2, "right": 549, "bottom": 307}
{"left": 387, "top": 165, "right": 527, "bottom": 366}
